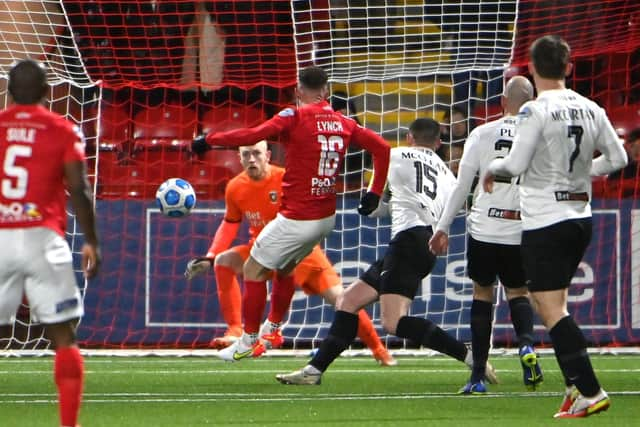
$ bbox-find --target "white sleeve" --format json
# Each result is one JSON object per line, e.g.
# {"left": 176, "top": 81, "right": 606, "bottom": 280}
{"left": 435, "top": 132, "right": 480, "bottom": 233}
{"left": 590, "top": 109, "right": 628, "bottom": 176}
{"left": 488, "top": 104, "right": 540, "bottom": 177}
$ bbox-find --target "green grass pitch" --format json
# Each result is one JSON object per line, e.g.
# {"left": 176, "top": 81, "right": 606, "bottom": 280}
{"left": 1, "top": 354, "right": 638, "bottom": 426}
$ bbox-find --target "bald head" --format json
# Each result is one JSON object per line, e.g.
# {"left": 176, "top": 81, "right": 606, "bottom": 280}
{"left": 503, "top": 76, "right": 534, "bottom": 115}
{"left": 8, "top": 59, "right": 48, "bottom": 105}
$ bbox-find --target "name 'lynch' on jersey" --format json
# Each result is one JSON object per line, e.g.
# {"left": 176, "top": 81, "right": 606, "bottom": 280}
{"left": 387, "top": 146, "right": 456, "bottom": 237}
{"left": 462, "top": 116, "right": 521, "bottom": 244}
{"left": 515, "top": 89, "right": 620, "bottom": 229}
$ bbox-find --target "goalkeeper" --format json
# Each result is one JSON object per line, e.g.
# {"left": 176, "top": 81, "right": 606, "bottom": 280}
{"left": 185, "top": 140, "right": 395, "bottom": 366}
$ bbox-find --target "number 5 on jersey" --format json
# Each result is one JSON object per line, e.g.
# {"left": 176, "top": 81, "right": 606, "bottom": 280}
{"left": 2, "top": 144, "right": 32, "bottom": 199}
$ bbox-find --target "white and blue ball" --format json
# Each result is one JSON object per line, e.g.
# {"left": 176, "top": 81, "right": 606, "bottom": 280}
{"left": 155, "top": 178, "right": 196, "bottom": 218}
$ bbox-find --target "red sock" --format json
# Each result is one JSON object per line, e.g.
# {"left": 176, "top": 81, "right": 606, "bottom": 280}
{"left": 54, "top": 346, "right": 84, "bottom": 427}
{"left": 242, "top": 280, "right": 267, "bottom": 334}
{"left": 357, "top": 310, "right": 384, "bottom": 352}
{"left": 214, "top": 264, "right": 242, "bottom": 333}
{"left": 267, "top": 274, "right": 295, "bottom": 324}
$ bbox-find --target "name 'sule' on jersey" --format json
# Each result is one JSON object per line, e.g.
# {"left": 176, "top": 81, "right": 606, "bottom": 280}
{"left": 388, "top": 146, "right": 455, "bottom": 237}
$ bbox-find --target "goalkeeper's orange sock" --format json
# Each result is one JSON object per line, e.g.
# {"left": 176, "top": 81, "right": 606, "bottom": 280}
{"left": 242, "top": 280, "right": 268, "bottom": 334}
{"left": 54, "top": 346, "right": 83, "bottom": 427}
{"left": 214, "top": 264, "right": 242, "bottom": 335}
{"left": 267, "top": 274, "right": 295, "bottom": 324}
{"left": 356, "top": 310, "right": 385, "bottom": 352}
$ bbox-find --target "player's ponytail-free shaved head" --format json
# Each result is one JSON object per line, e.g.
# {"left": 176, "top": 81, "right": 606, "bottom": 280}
{"left": 410, "top": 118, "right": 440, "bottom": 147}
{"left": 530, "top": 35, "right": 571, "bottom": 80}
{"left": 8, "top": 59, "right": 48, "bottom": 105}
{"left": 299, "top": 66, "right": 328, "bottom": 90}
{"left": 504, "top": 76, "right": 534, "bottom": 112}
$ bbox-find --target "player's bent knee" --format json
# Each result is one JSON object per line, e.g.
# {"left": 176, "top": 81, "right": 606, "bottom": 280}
{"left": 214, "top": 250, "right": 243, "bottom": 272}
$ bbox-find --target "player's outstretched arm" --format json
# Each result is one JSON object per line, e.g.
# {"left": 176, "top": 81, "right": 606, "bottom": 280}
{"left": 193, "top": 112, "right": 290, "bottom": 153}
{"left": 64, "top": 160, "right": 101, "bottom": 278}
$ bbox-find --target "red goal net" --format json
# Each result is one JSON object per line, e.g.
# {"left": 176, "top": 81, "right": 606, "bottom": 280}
{"left": 2, "top": 0, "right": 638, "bottom": 350}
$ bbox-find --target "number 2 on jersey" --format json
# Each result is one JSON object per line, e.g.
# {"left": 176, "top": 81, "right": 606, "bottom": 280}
{"left": 493, "top": 139, "right": 516, "bottom": 184}
{"left": 413, "top": 161, "right": 437, "bottom": 199}
{"left": 2, "top": 144, "right": 32, "bottom": 199}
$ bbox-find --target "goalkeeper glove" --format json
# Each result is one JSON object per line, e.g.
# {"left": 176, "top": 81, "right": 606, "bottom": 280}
{"left": 184, "top": 257, "right": 214, "bottom": 280}
{"left": 192, "top": 134, "right": 210, "bottom": 154}
{"left": 357, "top": 192, "right": 380, "bottom": 216}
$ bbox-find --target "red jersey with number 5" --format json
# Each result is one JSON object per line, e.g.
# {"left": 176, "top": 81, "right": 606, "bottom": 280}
{"left": 206, "top": 100, "right": 390, "bottom": 220}
{"left": 0, "top": 104, "right": 85, "bottom": 236}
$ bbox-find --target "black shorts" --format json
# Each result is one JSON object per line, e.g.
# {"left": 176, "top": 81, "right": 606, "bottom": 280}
{"left": 360, "top": 226, "right": 436, "bottom": 299}
{"left": 521, "top": 218, "right": 592, "bottom": 292}
{"left": 467, "top": 235, "right": 525, "bottom": 288}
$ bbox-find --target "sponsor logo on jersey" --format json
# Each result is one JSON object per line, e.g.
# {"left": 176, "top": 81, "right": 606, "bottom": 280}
{"left": 278, "top": 108, "right": 295, "bottom": 117}
{"left": 0, "top": 202, "right": 42, "bottom": 222}
{"left": 269, "top": 190, "right": 278, "bottom": 203}
{"left": 310, "top": 176, "right": 336, "bottom": 196}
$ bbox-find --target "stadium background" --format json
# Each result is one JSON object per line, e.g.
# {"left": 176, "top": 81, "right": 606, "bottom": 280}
{"left": 1, "top": 0, "right": 639, "bottom": 351}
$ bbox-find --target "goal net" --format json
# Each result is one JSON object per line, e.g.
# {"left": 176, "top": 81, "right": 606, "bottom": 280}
{"left": 5, "top": 0, "right": 639, "bottom": 352}
{"left": 0, "top": 0, "right": 98, "bottom": 350}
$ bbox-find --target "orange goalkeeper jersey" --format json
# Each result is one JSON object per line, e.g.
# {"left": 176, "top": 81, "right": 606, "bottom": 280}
{"left": 224, "top": 165, "right": 284, "bottom": 240}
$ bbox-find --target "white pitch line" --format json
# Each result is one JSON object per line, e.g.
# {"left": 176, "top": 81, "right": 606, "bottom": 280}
{"left": 2, "top": 390, "right": 640, "bottom": 405}
{"left": 2, "top": 368, "right": 640, "bottom": 375}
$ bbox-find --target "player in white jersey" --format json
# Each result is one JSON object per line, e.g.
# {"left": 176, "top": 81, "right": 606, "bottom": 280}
{"left": 430, "top": 76, "right": 542, "bottom": 394}
{"left": 276, "top": 118, "right": 498, "bottom": 386}
{"left": 483, "top": 36, "right": 627, "bottom": 418}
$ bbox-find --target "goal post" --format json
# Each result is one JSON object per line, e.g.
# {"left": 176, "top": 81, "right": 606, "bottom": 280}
{"left": 0, "top": 0, "right": 99, "bottom": 349}
{"left": 3, "top": 0, "right": 639, "bottom": 352}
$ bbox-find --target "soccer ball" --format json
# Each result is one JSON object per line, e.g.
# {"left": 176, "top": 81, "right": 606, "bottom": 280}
{"left": 155, "top": 178, "right": 196, "bottom": 217}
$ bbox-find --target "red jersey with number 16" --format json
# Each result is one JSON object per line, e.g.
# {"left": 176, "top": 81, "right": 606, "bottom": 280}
{"left": 206, "top": 100, "right": 390, "bottom": 220}
{"left": 0, "top": 104, "right": 85, "bottom": 236}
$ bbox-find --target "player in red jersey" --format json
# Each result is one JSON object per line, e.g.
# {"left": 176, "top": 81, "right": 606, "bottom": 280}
{"left": 185, "top": 141, "right": 395, "bottom": 365}
{"left": 0, "top": 59, "right": 100, "bottom": 427}
{"left": 192, "top": 66, "right": 390, "bottom": 361}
